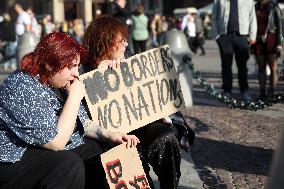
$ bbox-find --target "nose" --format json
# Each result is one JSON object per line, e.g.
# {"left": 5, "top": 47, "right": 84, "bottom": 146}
{"left": 72, "top": 67, "right": 79, "bottom": 78}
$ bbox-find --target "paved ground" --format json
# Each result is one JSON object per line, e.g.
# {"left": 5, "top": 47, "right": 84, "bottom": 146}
{"left": 181, "top": 40, "right": 284, "bottom": 189}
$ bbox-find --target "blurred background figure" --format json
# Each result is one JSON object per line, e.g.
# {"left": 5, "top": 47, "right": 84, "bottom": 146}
{"left": 251, "top": 0, "right": 283, "bottom": 100}
{"left": 150, "top": 14, "right": 168, "bottom": 47}
{"left": 73, "top": 19, "right": 85, "bottom": 43}
{"left": 42, "top": 14, "right": 55, "bottom": 36}
{"left": 0, "top": 13, "right": 17, "bottom": 70}
{"left": 182, "top": 9, "right": 196, "bottom": 54}
{"left": 131, "top": 5, "right": 149, "bottom": 54}
{"left": 191, "top": 9, "right": 206, "bottom": 56}
{"left": 14, "top": 3, "right": 31, "bottom": 39}
{"left": 26, "top": 7, "right": 41, "bottom": 38}
{"left": 151, "top": 13, "right": 163, "bottom": 47}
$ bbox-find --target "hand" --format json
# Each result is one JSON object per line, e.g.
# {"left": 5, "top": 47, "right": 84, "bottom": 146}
{"left": 65, "top": 79, "right": 85, "bottom": 100}
{"left": 248, "top": 38, "right": 256, "bottom": 45}
{"left": 104, "top": 131, "right": 140, "bottom": 148}
{"left": 99, "top": 59, "right": 124, "bottom": 69}
{"left": 215, "top": 34, "right": 220, "bottom": 41}
{"left": 276, "top": 45, "right": 282, "bottom": 53}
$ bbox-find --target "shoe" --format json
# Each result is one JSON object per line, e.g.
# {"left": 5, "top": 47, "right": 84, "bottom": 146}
{"left": 241, "top": 92, "right": 253, "bottom": 103}
{"left": 223, "top": 92, "right": 231, "bottom": 99}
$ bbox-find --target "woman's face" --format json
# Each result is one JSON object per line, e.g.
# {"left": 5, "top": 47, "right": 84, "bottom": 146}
{"left": 48, "top": 55, "right": 80, "bottom": 88}
{"left": 112, "top": 35, "right": 128, "bottom": 59}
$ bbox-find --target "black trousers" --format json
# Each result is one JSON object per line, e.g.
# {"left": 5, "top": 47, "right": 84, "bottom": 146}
{"left": 217, "top": 32, "right": 250, "bottom": 93}
{"left": 0, "top": 138, "right": 106, "bottom": 189}
{"left": 132, "top": 39, "right": 147, "bottom": 54}
{"left": 131, "top": 122, "right": 181, "bottom": 189}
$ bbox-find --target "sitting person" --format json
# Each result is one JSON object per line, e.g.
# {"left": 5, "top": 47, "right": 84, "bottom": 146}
{"left": 82, "top": 16, "right": 195, "bottom": 189}
{"left": 0, "top": 32, "right": 139, "bottom": 189}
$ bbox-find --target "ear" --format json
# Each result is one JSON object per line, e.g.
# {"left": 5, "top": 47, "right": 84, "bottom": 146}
{"left": 46, "top": 65, "right": 52, "bottom": 71}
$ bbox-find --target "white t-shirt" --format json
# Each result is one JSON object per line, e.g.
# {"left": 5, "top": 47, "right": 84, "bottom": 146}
{"left": 16, "top": 11, "right": 31, "bottom": 36}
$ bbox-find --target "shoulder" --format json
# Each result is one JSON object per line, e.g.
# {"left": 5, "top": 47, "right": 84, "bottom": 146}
{"left": 0, "top": 71, "right": 45, "bottom": 99}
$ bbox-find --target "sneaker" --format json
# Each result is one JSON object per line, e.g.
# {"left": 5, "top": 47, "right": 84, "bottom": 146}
{"left": 242, "top": 92, "right": 253, "bottom": 103}
{"left": 223, "top": 92, "right": 231, "bottom": 99}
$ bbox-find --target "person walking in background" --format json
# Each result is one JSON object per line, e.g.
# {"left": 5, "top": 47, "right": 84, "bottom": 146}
{"left": 150, "top": 13, "right": 163, "bottom": 47}
{"left": 182, "top": 10, "right": 197, "bottom": 54}
{"left": 73, "top": 19, "right": 85, "bottom": 43}
{"left": 0, "top": 13, "right": 17, "bottom": 70}
{"left": 191, "top": 10, "right": 206, "bottom": 56}
{"left": 26, "top": 7, "right": 41, "bottom": 38}
{"left": 212, "top": 0, "right": 257, "bottom": 102}
{"left": 14, "top": 3, "right": 31, "bottom": 38}
{"left": 251, "top": 0, "right": 283, "bottom": 100}
{"left": 131, "top": 5, "right": 149, "bottom": 54}
{"left": 42, "top": 14, "right": 55, "bottom": 36}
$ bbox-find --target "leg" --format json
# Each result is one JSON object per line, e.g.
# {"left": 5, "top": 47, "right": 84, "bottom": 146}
{"left": 267, "top": 54, "right": 279, "bottom": 97}
{"left": 133, "top": 39, "right": 140, "bottom": 54}
{"left": 233, "top": 35, "right": 250, "bottom": 93}
{"left": 71, "top": 138, "right": 107, "bottom": 189}
{"left": 132, "top": 122, "right": 181, "bottom": 189}
{"left": 217, "top": 35, "right": 234, "bottom": 93}
{"left": 140, "top": 40, "right": 147, "bottom": 53}
{"left": 0, "top": 149, "right": 85, "bottom": 189}
{"left": 256, "top": 55, "right": 267, "bottom": 99}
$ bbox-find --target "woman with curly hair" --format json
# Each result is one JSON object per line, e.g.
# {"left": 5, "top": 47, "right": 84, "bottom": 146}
{"left": 83, "top": 16, "right": 183, "bottom": 189}
{"left": 0, "top": 32, "right": 139, "bottom": 189}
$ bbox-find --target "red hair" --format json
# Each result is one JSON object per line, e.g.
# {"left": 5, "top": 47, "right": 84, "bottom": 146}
{"left": 83, "top": 16, "right": 128, "bottom": 69}
{"left": 20, "top": 32, "right": 87, "bottom": 85}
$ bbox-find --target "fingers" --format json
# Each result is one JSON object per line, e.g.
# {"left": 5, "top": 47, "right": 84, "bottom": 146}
{"left": 122, "top": 135, "right": 140, "bottom": 149}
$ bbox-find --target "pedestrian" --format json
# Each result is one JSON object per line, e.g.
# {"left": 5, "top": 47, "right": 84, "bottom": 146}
{"left": 131, "top": 5, "right": 149, "bottom": 54}
{"left": 0, "top": 13, "right": 17, "bottom": 70}
{"left": 83, "top": 16, "right": 191, "bottom": 189}
{"left": 0, "top": 32, "right": 139, "bottom": 189}
{"left": 26, "top": 7, "right": 41, "bottom": 38}
{"left": 14, "top": 3, "right": 31, "bottom": 39}
{"left": 251, "top": 0, "right": 283, "bottom": 100}
{"left": 182, "top": 11, "right": 197, "bottom": 54}
{"left": 212, "top": 0, "right": 257, "bottom": 102}
{"left": 42, "top": 14, "right": 55, "bottom": 35}
{"left": 191, "top": 10, "right": 206, "bottom": 56}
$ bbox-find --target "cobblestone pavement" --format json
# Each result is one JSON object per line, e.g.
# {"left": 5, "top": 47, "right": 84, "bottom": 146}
{"left": 178, "top": 39, "right": 284, "bottom": 189}
{"left": 180, "top": 42, "right": 284, "bottom": 188}
{"left": 182, "top": 104, "right": 282, "bottom": 189}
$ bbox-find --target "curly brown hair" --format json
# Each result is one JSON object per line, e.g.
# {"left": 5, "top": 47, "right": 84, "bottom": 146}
{"left": 83, "top": 16, "right": 128, "bottom": 69}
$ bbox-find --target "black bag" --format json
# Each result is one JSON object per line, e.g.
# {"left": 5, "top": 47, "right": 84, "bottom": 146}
{"left": 169, "top": 112, "right": 195, "bottom": 152}
{"left": 256, "top": 34, "right": 267, "bottom": 43}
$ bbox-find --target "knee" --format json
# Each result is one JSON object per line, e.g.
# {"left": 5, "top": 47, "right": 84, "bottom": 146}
{"left": 48, "top": 151, "right": 85, "bottom": 178}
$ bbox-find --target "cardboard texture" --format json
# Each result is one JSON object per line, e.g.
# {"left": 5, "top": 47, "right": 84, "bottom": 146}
{"left": 79, "top": 45, "right": 185, "bottom": 133}
{"left": 101, "top": 144, "right": 150, "bottom": 189}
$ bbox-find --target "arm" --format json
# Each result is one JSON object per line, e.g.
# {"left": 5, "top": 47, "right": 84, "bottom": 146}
{"left": 248, "top": 1, "right": 257, "bottom": 44}
{"left": 83, "top": 119, "right": 140, "bottom": 148}
{"left": 274, "top": 4, "right": 283, "bottom": 47}
{"left": 211, "top": 0, "right": 219, "bottom": 39}
{"left": 43, "top": 79, "right": 85, "bottom": 150}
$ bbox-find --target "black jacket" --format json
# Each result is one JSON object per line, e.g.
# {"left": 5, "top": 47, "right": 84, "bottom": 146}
{"left": 256, "top": 1, "right": 283, "bottom": 45}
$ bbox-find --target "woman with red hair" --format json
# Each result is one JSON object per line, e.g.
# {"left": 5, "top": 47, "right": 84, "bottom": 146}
{"left": 0, "top": 32, "right": 139, "bottom": 189}
{"left": 83, "top": 16, "right": 184, "bottom": 189}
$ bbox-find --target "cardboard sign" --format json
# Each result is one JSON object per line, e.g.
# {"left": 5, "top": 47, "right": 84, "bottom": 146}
{"left": 101, "top": 144, "right": 150, "bottom": 189}
{"left": 80, "top": 45, "right": 185, "bottom": 133}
